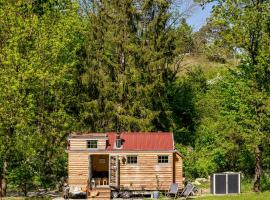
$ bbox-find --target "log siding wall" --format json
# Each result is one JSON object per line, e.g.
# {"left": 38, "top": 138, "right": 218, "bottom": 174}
{"left": 174, "top": 153, "right": 183, "bottom": 188}
{"left": 69, "top": 139, "right": 107, "bottom": 150}
{"left": 68, "top": 138, "right": 183, "bottom": 191}
{"left": 68, "top": 152, "right": 89, "bottom": 187}
{"left": 117, "top": 152, "right": 173, "bottom": 191}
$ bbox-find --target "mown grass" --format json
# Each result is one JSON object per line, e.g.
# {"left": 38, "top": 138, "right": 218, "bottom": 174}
{"left": 152, "top": 192, "right": 270, "bottom": 200}
{"left": 3, "top": 193, "right": 270, "bottom": 200}
{"left": 2, "top": 197, "right": 51, "bottom": 200}
{"left": 197, "top": 191, "right": 270, "bottom": 200}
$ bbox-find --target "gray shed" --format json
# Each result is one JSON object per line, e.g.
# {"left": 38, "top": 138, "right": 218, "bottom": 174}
{"left": 210, "top": 172, "right": 241, "bottom": 195}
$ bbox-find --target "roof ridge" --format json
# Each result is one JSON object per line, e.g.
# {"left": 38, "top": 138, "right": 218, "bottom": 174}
{"left": 70, "top": 131, "right": 172, "bottom": 135}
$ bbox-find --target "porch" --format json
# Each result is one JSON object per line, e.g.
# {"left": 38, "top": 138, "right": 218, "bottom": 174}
{"left": 89, "top": 154, "right": 109, "bottom": 188}
{"left": 87, "top": 154, "right": 110, "bottom": 199}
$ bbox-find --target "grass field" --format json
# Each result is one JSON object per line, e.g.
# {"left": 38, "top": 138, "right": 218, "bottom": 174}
{"left": 3, "top": 191, "right": 270, "bottom": 200}
{"left": 149, "top": 191, "right": 270, "bottom": 200}
{"left": 196, "top": 192, "right": 270, "bottom": 200}
{"left": 179, "top": 54, "right": 238, "bottom": 78}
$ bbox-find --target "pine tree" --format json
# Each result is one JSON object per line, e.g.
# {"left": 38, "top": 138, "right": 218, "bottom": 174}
{"left": 80, "top": 0, "right": 181, "bottom": 132}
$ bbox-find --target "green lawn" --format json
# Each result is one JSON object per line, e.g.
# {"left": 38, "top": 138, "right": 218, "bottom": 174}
{"left": 3, "top": 192, "right": 270, "bottom": 200}
{"left": 196, "top": 192, "right": 270, "bottom": 200}
{"left": 2, "top": 198, "right": 51, "bottom": 200}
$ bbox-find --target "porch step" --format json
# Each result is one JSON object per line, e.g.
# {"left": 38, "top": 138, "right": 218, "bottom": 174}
{"left": 88, "top": 187, "right": 111, "bottom": 200}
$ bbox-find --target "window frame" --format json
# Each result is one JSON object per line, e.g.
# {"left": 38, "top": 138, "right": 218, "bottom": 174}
{"left": 86, "top": 140, "right": 98, "bottom": 149}
{"left": 157, "top": 155, "right": 169, "bottom": 164}
{"left": 126, "top": 155, "right": 138, "bottom": 165}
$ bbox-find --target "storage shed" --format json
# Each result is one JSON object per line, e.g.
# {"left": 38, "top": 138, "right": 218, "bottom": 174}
{"left": 211, "top": 172, "right": 241, "bottom": 195}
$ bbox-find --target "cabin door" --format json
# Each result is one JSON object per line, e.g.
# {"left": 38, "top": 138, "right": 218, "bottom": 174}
{"left": 109, "top": 155, "right": 119, "bottom": 187}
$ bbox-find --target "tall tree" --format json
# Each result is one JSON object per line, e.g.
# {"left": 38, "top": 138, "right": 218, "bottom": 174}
{"left": 219, "top": 70, "right": 270, "bottom": 192}
{"left": 175, "top": 18, "right": 194, "bottom": 54}
{"left": 0, "top": 0, "right": 82, "bottom": 195}
{"left": 79, "top": 0, "right": 183, "bottom": 132}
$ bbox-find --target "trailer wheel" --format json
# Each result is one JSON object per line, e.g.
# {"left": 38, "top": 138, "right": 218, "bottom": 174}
{"left": 121, "top": 190, "right": 131, "bottom": 198}
{"left": 111, "top": 191, "right": 119, "bottom": 198}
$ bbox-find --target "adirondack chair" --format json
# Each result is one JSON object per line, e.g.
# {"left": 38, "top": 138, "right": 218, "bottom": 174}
{"left": 165, "top": 183, "right": 179, "bottom": 199}
{"left": 180, "top": 183, "right": 194, "bottom": 199}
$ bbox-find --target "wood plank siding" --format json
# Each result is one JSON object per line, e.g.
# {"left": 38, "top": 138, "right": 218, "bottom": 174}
{"left": 69, "top": 139, "right": 107, "bottom": 150}
{"left": 174, "top": 153, "right": 183, "bottom": 188}
{"left": 98, "top": 140, "right": 107, "bottom": 150}
{"left": 67, "top": 133, "right": 183, "bottom": 192}
{"left": 117, "top": 152, "right": 173, "bottom": 191}
{"left": 68, "top": 152, "right": 89, "bottom": 186}
{"left": 68, "top": 151, "right": 183, "bottom": 191}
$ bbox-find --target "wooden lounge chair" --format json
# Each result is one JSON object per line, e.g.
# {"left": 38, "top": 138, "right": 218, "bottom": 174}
{"left": 165, "top": 183, "right": 179, "bottom": 199}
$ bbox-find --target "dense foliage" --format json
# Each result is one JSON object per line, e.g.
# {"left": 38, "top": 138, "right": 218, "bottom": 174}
{"left": 0, "top": 0, "right": 269, "bottom": 196}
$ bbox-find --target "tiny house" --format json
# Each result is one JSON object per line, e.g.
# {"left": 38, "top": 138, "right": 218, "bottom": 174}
{"left": 67, "top": 132, "right": 183, "bottom": 199}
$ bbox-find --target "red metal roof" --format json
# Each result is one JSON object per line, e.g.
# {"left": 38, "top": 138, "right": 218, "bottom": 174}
{"left": 106, "top": 132, "right": 174, "bottom": 151}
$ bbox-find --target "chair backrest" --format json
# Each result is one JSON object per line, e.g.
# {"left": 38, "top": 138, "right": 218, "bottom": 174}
{"left": 169, "top": 183, "right": 179, "bottom": 194}
{"left": 181, "top": 183, "right": 194, "bottom": 197}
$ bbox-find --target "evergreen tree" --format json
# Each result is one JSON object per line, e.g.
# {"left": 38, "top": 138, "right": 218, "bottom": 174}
{"left": 79, "top": 0, "right": 182, "bottom": 132}
{"left": 175, "top": 18, "right": 194, "bottom": 54}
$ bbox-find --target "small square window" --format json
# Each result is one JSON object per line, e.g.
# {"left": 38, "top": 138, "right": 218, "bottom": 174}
{"left": 127, "top": 155, "right": 138, "bottom": 164}
{"left": 158, "top": 155, "right": 169, "bottom": 164}
{"left": 87, "top": 140, "right": 97, "bottom": 149}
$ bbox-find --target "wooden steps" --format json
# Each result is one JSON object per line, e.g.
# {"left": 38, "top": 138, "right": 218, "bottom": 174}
{"left": 88, "top": 187, "right": 111, "bottom": 200}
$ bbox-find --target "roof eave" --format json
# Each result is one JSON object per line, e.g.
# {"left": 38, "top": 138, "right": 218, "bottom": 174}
{"left": 67, "top": 149, "right": 175, "bottom": 153}
{"left": 174, "top": 149, "right": 184, "bottom": 159}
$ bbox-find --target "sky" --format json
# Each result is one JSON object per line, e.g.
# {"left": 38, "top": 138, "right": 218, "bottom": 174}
{"left": 185, "top": 3, "right": 215, "bottom": 31}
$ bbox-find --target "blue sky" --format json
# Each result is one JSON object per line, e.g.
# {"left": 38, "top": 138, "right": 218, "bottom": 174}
{"left": 186, "top": 3, "right": 215, "bottom": 31}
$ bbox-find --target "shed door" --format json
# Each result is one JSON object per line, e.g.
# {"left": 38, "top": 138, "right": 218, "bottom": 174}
{"left": 215, "top": 174, "right": 226, "bottom": 194}
{"left": 109, "top": 155, "right": 119, "bottom": 187}
{"left": 228, "top": 174, "right": 240, "bottom": 193}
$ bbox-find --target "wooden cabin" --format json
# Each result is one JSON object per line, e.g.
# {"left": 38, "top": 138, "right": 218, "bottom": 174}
{"left": 67, "top": 132, "right": 183, "bottom": 199}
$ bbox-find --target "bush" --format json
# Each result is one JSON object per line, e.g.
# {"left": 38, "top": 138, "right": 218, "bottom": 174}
{"left": 8, "top": 161, "right": 35, "bottom": 196}
{"left": 260, "top": 171, "right": 270, "bottom": 191}
{"left": 207, "top": 54, "right": 226, "bottom": 63}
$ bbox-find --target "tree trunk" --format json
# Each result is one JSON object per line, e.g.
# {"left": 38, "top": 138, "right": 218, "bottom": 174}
{"left": 23, "top": 182, "right": 28, "bottom": 197}
{"left": 0, "top": 175, "right": 2, "bottom": 197}
{"left": 0, "top": 160, "right": 7, "bottom": 197}
{"left": 253, "top": 145, "right": 262, "bottom": 192}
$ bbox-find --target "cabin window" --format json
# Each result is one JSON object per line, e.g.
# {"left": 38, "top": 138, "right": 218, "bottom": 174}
{"left": 87, "top": 140, "right": 98, "bottom": 149}
{"left": 158, "top": 155, "right": 169, "bottom": 164}
{"left": 127, "top": 155, "right": 138, "bottom": 164}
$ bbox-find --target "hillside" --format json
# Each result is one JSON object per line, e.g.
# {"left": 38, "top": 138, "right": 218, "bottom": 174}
{"left": 179, "top": 55, "right": 239, "bottom": 78}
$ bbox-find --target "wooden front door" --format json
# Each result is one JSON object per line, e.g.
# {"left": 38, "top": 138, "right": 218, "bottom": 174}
{"left": 109, "top": 155, "right": 119, "bottom": 188}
